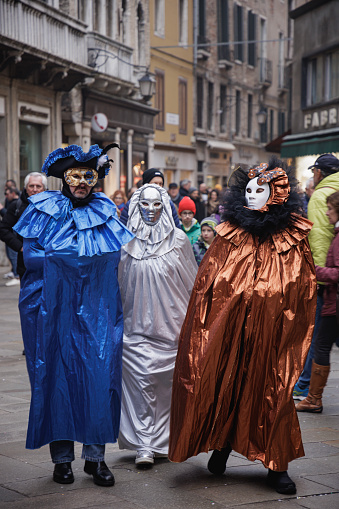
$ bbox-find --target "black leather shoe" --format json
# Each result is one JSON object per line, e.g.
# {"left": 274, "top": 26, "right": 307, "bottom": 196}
{"left": 207, "top": 443, "right": 232, "bottom": 475}
{"left": 53, "top": 462, "right": 74, "bottom": 484}
{"left": 267, "top": 469, "right": 296, "bottom": 494}
{"left": 84, "top": 460, "right": 115, "bottom": 487}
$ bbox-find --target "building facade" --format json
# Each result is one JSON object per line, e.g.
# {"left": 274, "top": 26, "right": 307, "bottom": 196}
{"left": 281, "top": 0, "right": 339, "bottom": 186}
{"left": 194, "top": 0, "right": 290, "bottom": 188}
{"left": 0, "top": 0, "right": 157, "bottom": 198}
{"left": 150, "top": 0, "right": 196, "bottom": 187}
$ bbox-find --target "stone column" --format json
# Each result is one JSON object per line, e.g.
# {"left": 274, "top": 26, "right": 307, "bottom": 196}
{"left": 127, "top": 129, "right": 134, "bottom": 189}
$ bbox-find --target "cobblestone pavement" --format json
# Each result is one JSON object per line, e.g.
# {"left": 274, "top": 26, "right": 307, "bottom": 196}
{"left": 0, "top": 267, "right": 338, "bottom": 509}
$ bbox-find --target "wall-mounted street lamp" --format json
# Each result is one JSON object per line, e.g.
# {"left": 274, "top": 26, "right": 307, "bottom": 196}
{"left": 139, "top": 70, "right": 156, "bottom": 102}
{"left": 256, "top": 107, "right": 267, "bottom": 125}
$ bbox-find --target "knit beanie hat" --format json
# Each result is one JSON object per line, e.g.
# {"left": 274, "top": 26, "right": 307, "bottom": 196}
{"left": 142, "top": 168, "right": 164, "bottom": 185}
{"left": 200, "top": 216, "right": 218, "bottom": 231}
{"left": 178, "top": 196, "right": 196, "bottom": 215}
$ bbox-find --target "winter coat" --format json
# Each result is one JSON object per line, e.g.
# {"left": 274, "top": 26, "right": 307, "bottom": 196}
{"left": 308, "top": 172, "right": 339, "bottom": 267}
{"left": 181, "top": 219, "right": 201, "bottom": 246}
{"left": 191, "top": 197, "right": 206, "bottom": 224}
{"left": 192, "top": 238, "right": 208, "bottom": 266}
{"left": 0, "top": 189, "right": 30, "bottom": 277}
{"left": 316, "top": 227, "right": 339, "bottom": 316}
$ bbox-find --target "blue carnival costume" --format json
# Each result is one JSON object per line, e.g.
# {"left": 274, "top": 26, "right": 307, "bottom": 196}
{"left": 14, "top": 145, "right": 134, "bottom": 484}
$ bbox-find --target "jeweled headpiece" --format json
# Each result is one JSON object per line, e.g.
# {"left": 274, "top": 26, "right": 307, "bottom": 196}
{"left": 247, "top": 162, "right": 290, "bottom": 211}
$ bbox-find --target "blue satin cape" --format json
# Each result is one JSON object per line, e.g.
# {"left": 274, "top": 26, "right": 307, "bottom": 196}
{"left": 14, "top": 191, "right": 134, "bottom": 449}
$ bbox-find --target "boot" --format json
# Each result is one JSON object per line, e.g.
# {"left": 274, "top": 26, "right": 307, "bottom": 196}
{"left": 207, "top": 442, "right": 232, "bottom": 475}
{"left": 295, "top": 362, "right": 330, "bottom": 413}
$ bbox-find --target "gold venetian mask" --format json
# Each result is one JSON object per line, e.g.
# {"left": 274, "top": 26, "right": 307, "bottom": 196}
{"left": 64, "top": 168, "right": 98, "bottom": 187}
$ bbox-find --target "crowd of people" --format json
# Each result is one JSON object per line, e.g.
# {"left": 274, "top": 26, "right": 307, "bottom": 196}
{"left": 0, "top": 147, "right": 338, "bottom": 497}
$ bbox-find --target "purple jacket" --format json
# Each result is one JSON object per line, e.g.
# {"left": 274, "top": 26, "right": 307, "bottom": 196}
{"left": 316, "top": 226, "right": 339, "bottom": 316}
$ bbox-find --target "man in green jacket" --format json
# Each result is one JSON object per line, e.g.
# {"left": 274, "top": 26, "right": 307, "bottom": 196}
{"left": 294, "top": 153, "right": 339, "bottom": 399}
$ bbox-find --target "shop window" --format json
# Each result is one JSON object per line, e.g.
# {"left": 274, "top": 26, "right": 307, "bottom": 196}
{"left": 19, "top": 122, "right": 43, "bottom": 189}
{"left": 155, "top": 70, "right": 165, "bottom": 130}
{"left": 179, "top": 78, "right": 187, "bottom": 134}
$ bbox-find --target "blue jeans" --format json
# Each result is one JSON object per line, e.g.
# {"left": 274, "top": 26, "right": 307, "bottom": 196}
{"left": 49, "top": 440, "right": 105, "bottom": 464}
{"left": 6, "top": 245, "right": 18, "bottom": 277}
{"left": 296, "top": 294, "right": 323, "bottom": 390}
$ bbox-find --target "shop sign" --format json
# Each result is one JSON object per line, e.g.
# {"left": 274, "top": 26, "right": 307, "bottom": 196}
{"left": 18, "top": 102, "right": 50, "bottom": 125}
{"left": 304, "top": 107, "right": 337, "bottom": 130}
{"left": 166, "top": 113, "right": 179, "bottom": 125}
{"left": 165, "top": 155, "right": 178, "bottom": 167}
{"left": 91, "top": 113, "right": 108, "bottom": 133}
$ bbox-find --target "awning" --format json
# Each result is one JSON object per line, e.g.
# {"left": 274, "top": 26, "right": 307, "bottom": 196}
{"left": 281, "top": 130, "right": 339, "bottom": 158}
{"left": 207, "top": 140, "right": 236, "bottom": 151}
{"left": 265, "top": 130, "right": 291, "bottom": 153}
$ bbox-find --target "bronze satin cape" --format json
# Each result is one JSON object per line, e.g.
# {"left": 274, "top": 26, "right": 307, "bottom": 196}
{"left": 169, "top": 214, "right": 317, "bottom": 471}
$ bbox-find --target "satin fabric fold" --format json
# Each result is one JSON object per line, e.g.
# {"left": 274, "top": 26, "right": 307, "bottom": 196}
{"left": 169, "top": 215, "right": 317, "bottom": 471}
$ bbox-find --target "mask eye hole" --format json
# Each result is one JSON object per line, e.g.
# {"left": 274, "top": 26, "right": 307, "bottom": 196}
{"left": 154, "top": 202, "right": 161, "bottom": 207}
{"left": 256, "top": 188, "right": 265, "bottom": 194}
{"left": 141, "top": 201, "right": 149, "bottom": 207}
{"left": 246, "top": 188, "right": 251, "bottom": 193}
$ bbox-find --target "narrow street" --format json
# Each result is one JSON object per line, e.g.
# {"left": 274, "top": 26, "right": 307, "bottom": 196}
{"left": 0, "top": 267, "right": 338, "bottom": 509}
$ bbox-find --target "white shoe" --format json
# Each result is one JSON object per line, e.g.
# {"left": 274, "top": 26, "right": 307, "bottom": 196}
{"left": 5, "top": 278, "right": 20, "bottom": 287}
{"left": 135, "top": 450, "right": 154, "bottom": 465}
{"left": 3, "top": 271, "right": 14, "bottom": 279}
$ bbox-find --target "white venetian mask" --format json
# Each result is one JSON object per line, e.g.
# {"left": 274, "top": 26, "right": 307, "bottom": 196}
{"left": 245, "top": 177, "right": 271, "bottom": 210}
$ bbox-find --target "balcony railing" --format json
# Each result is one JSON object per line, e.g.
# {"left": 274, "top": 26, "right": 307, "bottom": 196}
{"left": 258, "top": 58, "right": 272, "bottom": 87}
{"left": 0, "top": 0, "right": 87, "bottom": 66}
{"left": 87, "top": 34, "right": 134, "bottom": 84}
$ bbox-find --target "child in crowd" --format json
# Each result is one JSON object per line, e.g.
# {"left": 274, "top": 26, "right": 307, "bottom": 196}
{"left": 178, "top": 197, "right": 201, "bottom": 245}
{"left": 192, "top": 217, "right": 217, "bottom": 266}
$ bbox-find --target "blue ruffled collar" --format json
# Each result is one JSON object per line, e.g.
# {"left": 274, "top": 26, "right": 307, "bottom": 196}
{"left": 29, "top": 190, "right": 119, "bottom": 229}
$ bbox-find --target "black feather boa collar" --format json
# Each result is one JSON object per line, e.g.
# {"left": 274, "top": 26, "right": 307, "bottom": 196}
{"left": 221, "top": 187, "right": 303, "bottom": 242}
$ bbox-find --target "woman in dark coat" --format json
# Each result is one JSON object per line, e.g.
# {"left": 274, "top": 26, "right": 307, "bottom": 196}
{"left": 296, "top": 190, "right": 339, "bottom": 413}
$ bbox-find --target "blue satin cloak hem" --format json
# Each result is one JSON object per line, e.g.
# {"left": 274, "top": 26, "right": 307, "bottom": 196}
{"left": 15, "top": 191, "right": 134, "bottom": 449}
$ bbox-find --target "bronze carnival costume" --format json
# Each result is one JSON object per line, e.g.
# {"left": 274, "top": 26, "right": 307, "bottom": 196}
{"left": 168, "top": 158, "right": 317, "bottom": 495}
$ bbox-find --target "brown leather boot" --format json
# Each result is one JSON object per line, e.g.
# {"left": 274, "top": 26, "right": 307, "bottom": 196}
{"left": 295, "top": 362, "right": 330, "bottom": 413}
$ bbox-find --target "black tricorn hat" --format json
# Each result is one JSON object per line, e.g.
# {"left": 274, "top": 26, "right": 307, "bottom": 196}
{"left": 42, "top": 143, "right": 119, "bottom": 180}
